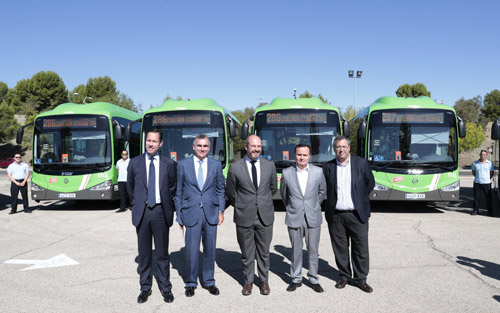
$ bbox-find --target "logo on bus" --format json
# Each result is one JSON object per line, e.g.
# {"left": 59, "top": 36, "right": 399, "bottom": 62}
{"left": 412, "top": 178, "right": 418, "bottom": 184}
{"left": 49, "top": 178, "right": 57, "bottom": 184}
{"left": 64, "top": 178, "right": 69, "bottom": 184}
{"left": 61, "top": 172, "right": 73, "bottom": 176}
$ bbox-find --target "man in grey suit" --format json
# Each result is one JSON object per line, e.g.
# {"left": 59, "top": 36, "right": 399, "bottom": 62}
{"left": 280, "top": 144, "right": 326, "bottom": 293}
{"left": 226, "top": 135, "right": 277, "bottom": 296}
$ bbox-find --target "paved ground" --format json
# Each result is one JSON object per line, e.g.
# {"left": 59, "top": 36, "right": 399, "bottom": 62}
{"left": 1, "top": 169, "right": 500, "bottom": 312}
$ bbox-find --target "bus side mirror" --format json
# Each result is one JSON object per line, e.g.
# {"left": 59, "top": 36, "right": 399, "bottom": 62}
{"left": 458, "top": 117, "right": 466, "bottom": 138}
{"left": 343, "top": 119, "right": 350, "bottom": 137}
{"left": 491, "top": 118, "right": 500, "bottom": 140}
{"left": 229, "top": 119, "right": 236, "bottom": 137}
{"left": 124, "top": 124, "right": 131, "bottom": 141}
{"left": 358, "top": 119, "right": 367, "bottom": 139}
{"left": 241, "top": 121, "right": 249, "bottom": 140}
{"left": 16, "top": 127, "right": 24, "bottom": 144}
{"left": 113, "top": 121, "right": 123, "bottom": 140}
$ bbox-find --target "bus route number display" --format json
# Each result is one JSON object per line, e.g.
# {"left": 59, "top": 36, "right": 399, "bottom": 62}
{"left": 381, "top": 112, "right": 444, "bottom": 123}
{"left": 42, "top": 117, "right": 97, "bottom": 128}
{"left": 266, "top": 112, "right": 327, "bottom": 124}
{"left": 152, "top": 113, "right": 211, "bottom": 125}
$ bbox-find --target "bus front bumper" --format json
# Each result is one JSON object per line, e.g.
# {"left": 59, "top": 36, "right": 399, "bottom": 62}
{"left": 370, "top": 189, "right": 459, "bottom": 201}
{"left": 32, "top": 188, "right": 120, "bottom": 201}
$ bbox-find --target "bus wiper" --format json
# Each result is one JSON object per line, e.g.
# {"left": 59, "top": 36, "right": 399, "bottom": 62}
{"left": 417, "top": 163, "right": 456, "bottom": 171}
{"left": 373, "top": 162, "right": 401, "bottom": 172}
{"left": 38, "top": 163, "right": 61, "bottom": 173}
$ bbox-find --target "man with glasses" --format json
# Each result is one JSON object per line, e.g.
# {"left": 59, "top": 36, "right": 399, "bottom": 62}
{"left": 116, "top": 150, "right": 130, "bottom": 213}
{"left": 175, "top": 134, "right": 225, "bottom": 297}
{"left": 7, "top": 154, "right": 31, "bottom": 214}
{"left": 323, "top": 136, "right": 375, "bottom": 293}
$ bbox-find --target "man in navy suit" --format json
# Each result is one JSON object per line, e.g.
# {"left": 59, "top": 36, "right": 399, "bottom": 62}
{"left": 127, "top": 129, "right": 177, "bottom": 303}
{"left": 175, "top": 134, "right": 225, "bottom": 297}
{"left": 323, "top": 135, "right": 375, "bottom": 293}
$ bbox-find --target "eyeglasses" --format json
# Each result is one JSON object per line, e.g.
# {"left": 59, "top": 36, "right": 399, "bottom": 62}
{"left": 14, "top": 156, "right": 21, "bottom": 159}
{"left": 334, "top": 146, "right": 348, "bottom": 150}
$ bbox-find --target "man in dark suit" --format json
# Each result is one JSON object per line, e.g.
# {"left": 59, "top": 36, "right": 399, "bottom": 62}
{"left": 175, "top": 134, "right": 225, "bottom": 297}
{"left": 323, "top": 135, "right": 375, "bottom": 293}
{"left": 226, "top": 135, "right": 277, "bottom": 296}
{"left": 127, "top": 129, "right": 177, "bottom": 303}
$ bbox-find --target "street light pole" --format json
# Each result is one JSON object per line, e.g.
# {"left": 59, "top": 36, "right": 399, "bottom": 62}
{"left": 348, "top": 70, "right": 362, "bottom": 112}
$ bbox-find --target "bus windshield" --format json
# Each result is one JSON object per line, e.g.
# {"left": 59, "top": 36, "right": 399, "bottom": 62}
{"left": 254, "top": 109, "right": 341, "bottom": 169}
{"left": 367, "top": 109, "right": 458, "bottom": 168}
{"left": 142, "top": 111, "right": 227, "bottom": 166}
{"left": 33, "top": 115, "right": 112, "bottom": 173}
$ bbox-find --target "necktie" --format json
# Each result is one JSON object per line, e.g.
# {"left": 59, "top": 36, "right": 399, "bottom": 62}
{"left": 197, "top": 159, "right": 204, "bottom": 190}
{"left": 147, "top": 157, "right": 156, "bottom": 208}
{"left": 251, "top": 160, "right": 258, "bottom": 190}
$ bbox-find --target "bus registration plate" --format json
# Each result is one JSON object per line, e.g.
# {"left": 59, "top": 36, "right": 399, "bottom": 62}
{"left": 405, "top": 194, "right": 425, "bottom": 199}
{"left": 59, "top": 193, "right": 76, "bottom": 198}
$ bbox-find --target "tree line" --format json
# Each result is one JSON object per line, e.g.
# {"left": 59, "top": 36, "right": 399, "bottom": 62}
{"left": 1, "top": 72, "right": 499, "bottom": 155}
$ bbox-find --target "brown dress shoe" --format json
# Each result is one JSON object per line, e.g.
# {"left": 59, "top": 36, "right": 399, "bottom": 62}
{"left": 260, "top": 281, "right": 270, "bottom": 295}
{"left": 335, "top": 279, "right": 348, "bottom": 289}
{"left": 242, "top": 283, "right": 252, "bottom": 296}
{"left": 355, "top": 281, "right": 373, "bottom": 293}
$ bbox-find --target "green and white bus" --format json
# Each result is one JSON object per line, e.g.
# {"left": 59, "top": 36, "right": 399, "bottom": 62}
{"left": 350, "top": 96, "right": 466, "bottom": 201}
{"left": 133, "top": 98, "right": 240, "bottom": 177}
{"left": 17, "top": 102, "right": 141, "bottom": 201}
{"left": 240, "top": 97, "right": 349, "bottom": 196}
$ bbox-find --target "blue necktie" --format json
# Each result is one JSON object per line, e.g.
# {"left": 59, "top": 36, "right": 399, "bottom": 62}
{"left": 147, "top": 157, "right": 156, "bottom": 208}
{"left": 197, "top": 159, "right": 204, "bottom": 190}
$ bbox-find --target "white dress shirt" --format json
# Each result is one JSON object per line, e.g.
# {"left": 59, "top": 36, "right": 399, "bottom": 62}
{"left": 335, "top": 158, "right": 355, "bottom": 210}
{"left": 245, "top": 155, "right": 260, "bottom": 188}
{"left": 296, "top": 164, "right": 309, "bottom": 196}
{"left": 194, "top": 156, "right": 207, "bottom": 186}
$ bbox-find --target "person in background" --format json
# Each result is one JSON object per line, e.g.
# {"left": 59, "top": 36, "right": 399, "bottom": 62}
{"left": 7, "top": 154, "right": 31, "bottom": 214}
{"left": 116, "top": 149, "right": 130, "bottom": 213}
{"left": 471, "top": 150, "right": 494, "bottom": 216}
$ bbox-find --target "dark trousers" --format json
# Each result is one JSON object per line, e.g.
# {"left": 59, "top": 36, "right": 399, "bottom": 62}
{"left": 328, "top": 211, "right": 369, "bottom": 283}
{"left": 236, "top": 215, "right": 273, "bottom": 284}
{"left": 118, "top": 182, "right": 129, "bottom": 210}
{"left": 11, "top": 181, "right": 29, "bottom": 213}
{"left": 473, "top": 182, "right": 493, "bottom": 215}
{"left": 136, "top": 205, "right": 171, "bottom": 292}
{"left": 184, "top": 212, "right": 217, "bottom": 287}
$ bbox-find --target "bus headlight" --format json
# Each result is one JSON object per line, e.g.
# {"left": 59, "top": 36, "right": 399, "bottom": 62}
{"left": 374, "top": 183, "right": 390, "bottom": 191}
{"left": 90, "top": 180, "right": 112, "bottom": 191}
{"left": 441, "top": 181, "right": 460, "bottom": 192}
{"left": 31, "top": 182, "right": 45, "bottom": 192}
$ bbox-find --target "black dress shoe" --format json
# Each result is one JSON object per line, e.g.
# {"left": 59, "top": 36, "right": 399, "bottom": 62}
{"left": 286, "top": 282, "right": 302, "bottom": 292}
{"left": 24, "top": 209, "right": 32, "bottom": 213}
{"left": 335, "top": 279, "right": 348, "bottom": 289}
{"left": 185, "top": 286, "right": 196, "bottom": 297}
{"left": 116, "top": 208, "right": 127, "bottom": 213}
{"left": 310, "top": 283, "right": 324, "bottom": 293}
{"left": 9, "top": 211, "right": 16, "bottom": 215}
{"left": 137, "top": 290, "right": 152, "bottom": 303}
{"left": 161, "top": 290, "right": 174, "bottom": 303}
{"left": 355, "top": 281, "right": 373, "bottom": 293}
{"left": 471, "top": 211, "right": 477, "bottom": 216}
{"left": 203, "top": 285, "right": 220, "bottom": 295}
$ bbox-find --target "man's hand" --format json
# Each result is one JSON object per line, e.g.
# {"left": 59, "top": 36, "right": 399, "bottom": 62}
{"left": 218, "top": 212, "right": 224, "bottom": 226}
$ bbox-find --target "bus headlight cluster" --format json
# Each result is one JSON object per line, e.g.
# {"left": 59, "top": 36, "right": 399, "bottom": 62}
{"left": 373, "top": 183, "right": 390, "bottom": 191}
{"left": 441, "top": 181, "right": 460, "bottom": 192}
{"left": 90, "top": 180, "right": 112, "bottom": 191}
{"left": 31, "top": 183, "right": 46, "bottom": 192}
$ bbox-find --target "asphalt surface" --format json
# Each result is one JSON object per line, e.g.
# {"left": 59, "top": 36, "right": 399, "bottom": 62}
{"left": 1, "top": 169, "right": 500, "bottom": 312}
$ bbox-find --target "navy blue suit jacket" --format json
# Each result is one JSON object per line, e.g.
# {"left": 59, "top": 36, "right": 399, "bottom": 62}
{"left": 127, "top": 153, "right": 177, "bottom": 227}
{"left": 323, "top": 155, "right": 375, "bottom": 223}
{"left": 175, "top": 157, "right": 225, "bottom": 227}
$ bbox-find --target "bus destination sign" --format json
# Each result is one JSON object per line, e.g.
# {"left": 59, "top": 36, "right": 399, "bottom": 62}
{"left": 152, "top": 113, "right": 211, "bottom": 126}
{"left": 266, "top": 112, "right": 327, "bottom": 124}
{"left": 42, "top": 117, "right": 97, "bottom": 128}
{"left": 381, "top": 112, "right": 444, "bottom": 124}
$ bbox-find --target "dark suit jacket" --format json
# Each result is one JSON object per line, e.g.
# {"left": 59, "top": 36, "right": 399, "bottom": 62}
{"left": 323, "top": 155, "right": 375, "bottom": 223}
{"left": 175, "top": 157, "right": 225, "bottom": 227}
{"left": 127, "top": 153, "right": 177, "bottom": 227}
{"left": 226, "top": 157, "right": 277, "bottom": 227}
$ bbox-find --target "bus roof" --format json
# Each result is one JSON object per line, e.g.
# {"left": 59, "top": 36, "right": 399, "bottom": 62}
{"left": 367, "top": 96, "right": 456, "bottom": 112}
{"left": 145, "top": 98, "right": 240, "bottom": 124}
{"left": 255, "top": 97, "right": 341, "bottom": 114}
{"left": 35, "top": 102, "right": 141, "bottom": 120}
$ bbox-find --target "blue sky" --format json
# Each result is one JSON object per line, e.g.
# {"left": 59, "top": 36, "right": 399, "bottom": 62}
{"left": 1, "top": 0, "right": 499, "bottom": 114}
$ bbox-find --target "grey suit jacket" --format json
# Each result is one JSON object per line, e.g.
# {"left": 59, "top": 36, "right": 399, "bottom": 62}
{"left": 280, "top": 164, "right": 326, "bottom": 228}
{"left": 226, "top": 157, "right": 277, "bottom": 227}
